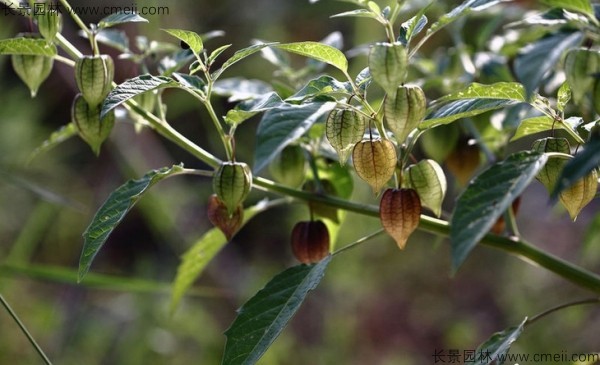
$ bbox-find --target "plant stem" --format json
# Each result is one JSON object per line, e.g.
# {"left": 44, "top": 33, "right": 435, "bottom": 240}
{"left": 252, "top": 176, "right": 600, "bottom": 294}
{"left": 0, "top": 293, "right": 53, "bottom": 365}
{"left": 55, "top": 33, "right": 83, "bottom": 59}
{"left": 333, "top": 229, "right": 385, "bottom": 256}
{"left": 525, "top": 298, "right": 600, "bottom": 326}
{"left": 58, "top": 0, "right": 91, "bottom": 38}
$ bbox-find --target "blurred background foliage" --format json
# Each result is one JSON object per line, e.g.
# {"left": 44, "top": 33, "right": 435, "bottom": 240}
{"left": 0, "top": 0, "right": 599, "bottom": 364}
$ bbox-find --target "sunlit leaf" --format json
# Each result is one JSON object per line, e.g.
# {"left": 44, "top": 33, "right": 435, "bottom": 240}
{"left": 552, "top": 136, "right": 600, "bottom": 198}
{"left": 277, "top": 42, "right": 348, "bottom": 73}
{"left": 541, "top": 0, "right": 594, "bottom": 18}
{"left": 0, "top": 37, "right": 56, "bottom": 56}
{"left": 213, "top": 43, "right": 277, "bottom": 79}
{"left": 78, "top": 165, "right": 185, "bottom": 281}
{"left": 451, "top": 151, "right": 547, "bottom": 271}
{"left": 98, "top": 12, "right": 148, "bottom": 29}
{"left": 162, "top": 28, "right": 204, "bottom": 56}
{"left": 287, "top": 75, "right": 351, "bottom": 102}
{"left": 398, "top": 13, "right": 428, "bottom": 46}
{"left": 222, "top": 257, "right": 331, "bottom": 365}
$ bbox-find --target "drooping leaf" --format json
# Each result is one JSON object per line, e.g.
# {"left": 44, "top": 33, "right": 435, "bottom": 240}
{"left": 287, "top": 75, "right": 352, "bottom": 102}
{"left": 98, "top": 12, "right": 148, "bottom": 29}
{"left": 27, "top": 123, "right": 78, "bottom": 163}
{"left": 222, "top": 257, "right": 331, "bottom": 365}
{"left": 224, "top": 92, "right": 284, "bottom": 125}
{"left": 472, "top": 318, "right": 527, "bottom": 365}
{"left": 276, "top": 42, "right": 348, "bottom": 73}
{"left": 172, "top": 72, "right": 206, "bottom": 92}
{"left": 78, "top": 165, "right": 185, "bottom": 281}
{"left": 398, "top": 13, "right": 428, "bottom": 47}
{"left": 510, "top": 116, "right": 581, "bottom": 141}
{"left": 101, "top": 74, "right": 178, "bottom": 118}
{"left": 213, "top": 78, "right": 273, "bottom": 102}
{"left": 552, "top": 136, "right": 600, "bottom": 198}
{"left": 0, "top": 37, "right": 56, "bottom": 56}
{"left": 422, "top": 99, "right": 521, "bottom": 129}
{"left": 514, "top": 31, "right": 583, "bottom": 99}
{"left": 451, "top": 151, "right": 548, "bottom": 271}
{"left": 162, "top": 28, "right": 204, "bottom": 56}
{"left": 254, "top": 101, "right": 336, "bottom": 172}
{"left": 405, "top": 159, "right": 447, "bottom": 217}
{"left": 212, "top": 43, "right": 277, "bottom": 79}
{"left": 437, "top": 82, "right": 527, "bottom": 102}
{"left": 541, "top": 0, "right": 594, "bottom": 18}
{"left": 170, "top": 200, "right": 269, "bottom": 313}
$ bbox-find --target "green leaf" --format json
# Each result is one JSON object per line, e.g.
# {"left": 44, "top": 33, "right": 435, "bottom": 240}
{"left": 405, "top": 159, "right": 447, "bottom": 217}
{"left": 551, "top": 136, "right": 600, "bottom": 198}
{"left": 437, "top": 82, "right": 527, "bottom": 102}
{"left": 208, "top": 44, "right": 233, "bottom": 65}
{"left": 429, "top": 0, "right": 502, "bottom": 33}
{"left": 170, "top": 200, "right": 269, "bottom": 313}
{"left": 96, "top": 29, "right": 130, "bottom": 52}
{"left": 398, "top": 13, "right": 428, "bottom": 47}
{"left": 330, "top": 9, "right": 379, "bottom": 20}
{"left": 514, "top": 31, "right": 583, "bottom": 99}
{"left": 101, "top": 74, "right": 178, "bottom": 118}
{"left": 473, "top": 318, "right": 527, "bottom": 365}
{"left": 254, "top": 101, "right": 336, "bottom": 173}
{"left": 0, "top": 37, "right": 56, "bottom": 56}
{"left": 213, "top": 43, "right": 277, "bottom": 79}
{"left": 510, "top": 116, "right": 571, "bottom": 142}
{"left": 98, "top": 12, "right": 148, "bottom": 29}
{"left": 222, "top": 257, "right": 331, "bottom": 365}
{"left": 422, "top": 99, "right": 521, "bottom": 129}
{"left": 287, "top": 75, "right": 351, "bottom": 102}
{"left": 172, "top": 72, "right": 206, "bottom": 92}
{"left": 541, "top": 0, "right": 594, "bottom": 18}
{"left": 276, "top": 42, "right": 348, "bottom": 73}
{"left": 557, "top": 82, "right": 571, "bottom": 112}
{"left": 78, "top": 165, "right": 184, "bottom": 282}
{"left": 213, "top": 78, "right": 273, "bottom": 102}
{"left": 162, "top": 28, "right": 203, "bottom": 56}
{"left": 27, "top": 123, "right": 78, "bottom": 163}
{"left": 224, "top": 92, "right": 283, "bottom": 125}
{"left": 451, "top": 151, "right": 548, "bottom": 271}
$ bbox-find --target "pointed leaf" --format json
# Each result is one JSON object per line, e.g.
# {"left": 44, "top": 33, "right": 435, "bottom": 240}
{"left": 79, "top": 165, "right": 185, "bottom": 281}
{"left": 422, "top": 98, "right": 521, "bottom": 129}
{"left": 162, "top": 28, "right": 203, "bottom": 56}
{"left": 222, "top": 257, "right": 331, "bottom": 365}
{"left": 172, "top": 72, "right": 206, "bottom": 92}
{"left": 398, "top": 14, "right": 428, "bottom": 46}
{"left": 276, "top": 42, "right": 348, "bottom": 73}
{"left": 473, "top": 318, "right": 527, "bottom": 365}
{"left": 429, "top": 0, "right": 503, "bottom": 33}
{"left": 552, "top": 136, "right": 600, "bottom": 198}
{"left": 451, "top": 151, "right": 548, "bottom": 271}
{"left": 510, "top": 116, "right": 581, "bottom": 141}
{"left": 514, "top": 31, "right": 583, "bottom": 99}
{"left": 101, "top": 74, "right": 178, "bottom": 118}
{"left": 405, "top": 159, "right": 447, "bottom": 217}
{"left": 254, "top": 101, "right": 336, "bottom": 172}
{"left": 170, "top": 200, "right": 270, "bottom": 313}
{"left": 27, "top": 123, "right": 77, "bottom": 163}
{"left": 213, "top": 43, "right": 277, "bottom": 79}
{"left": 224, "top": 92, "right": 284, "bottom": 125}
{"left": 330, "top": 9, "right": 379, "bottom": 20}
{"left": 0, "top": 37, "right": 56, "bottom": 56}
{"left": 287, "top": 75, "right": 351, "bottom": 102}
{"left": 98, "top": 12, "right": 148, "bottom": 29}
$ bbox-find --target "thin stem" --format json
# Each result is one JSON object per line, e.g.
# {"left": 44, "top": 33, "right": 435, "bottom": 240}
{"left": 333, "top": 229, "right": 385, "bottom": 256}
{"left": 525, "top": 298, "right": 600, "bottom": 326}
{"left": 53, "top": 54, "right": 75, "bottom": 67}
{"left": 58, "top": 0, "right": 91, "bottom": 38}
{"left": 0, "top": 293, "right": 53, "bottom": 365}
{"left": 55, "top": 33, "right": 83, "bottom": 59}
{"left": 252, "top": 176, "right": 600, "bottom": 294}
{"left": 506, "top": 203, "right": 521, "bottom": 237}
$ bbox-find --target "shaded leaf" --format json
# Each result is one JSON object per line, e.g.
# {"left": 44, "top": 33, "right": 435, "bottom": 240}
{"left": 451, "top": 151, "right": 547, "bottom": 271}
{"left": 79, "top": 165, "right": 185, "bottom": 281}
{"left": 170, "top": 200, "right": 268, "bottom": 313}
{"left": 541, "top": 0, "right": 594, "bottom": 18}
{"left": 162, "top": 28, "right": 203, "bottom": 56}
{"left": 0, "top": 37, "right": 56, "bottom": 56}
{"left": 213, "top": 43, "right": 277, "bottom": 79}
{"left": 276, "top": 42, "right": 348, "bottom": 73}
{"left": 473, "top": 318, "right": 527, "bottom": 365}
{"left": 98, "top": 12, "right": 148, "bottom": 29}
{"left": 330, "top": 9, "right": 379, "bottom": 20}
{"left": 287, "top": 75, "right": 351, "bottom": 102}
{"left": 437, "top": 82, "right": 527, "bottom": 102}
{"left": 224, "top": 92, "right": 283, "bottom": 125}
{"left": 28, "top": 123, "right": 77, "bottom": 163}
{"left": 254, "top": 101, "right": 336, "bottom": 172}
{"left": 213, "top": 78, "right": 273, "bottom": 102}
{"left": 510, "top": 116, "right": 579, "bottom": 141}
{"left": 172, "top": 72, "right": 205, "bottom": 92}
{"left": 552, "top": 136, "right": 600, "bottom": 198}
{"left": 398, "top": 13, "right": 428, "bottom": 47}
{"left": 101, "top": 74, "right": 178, "bottom": 118}
{"left": 222, "top": 257, "right": 331, "bottom": 365}
{"left": 422, "top": 98, "right": 521, "bottom": 129}
{"left": 514, "top": 31, "right": 583, "bottom": 99}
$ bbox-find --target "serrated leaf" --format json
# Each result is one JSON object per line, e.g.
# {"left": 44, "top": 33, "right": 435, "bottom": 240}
{"left": 505, "top": 8, "right": 568, "bottom": 29}
{"left": 208, "top": 44, "right": 233, "bottom": 65}
{"left": 472, "top": 318, "right": 527, "bottom": 365}
{"left": 254, "top": 101, "right": 336, "bottom": 173}
{"left": 170, "top": 200, "right": 269, "bottom": 313}
{"left": 287, "top": 75, "right": 352, "bottom": 102}
{"left": 224, "top": 92, "right": 283, "bottom": 125}
{"left": 213, "top": 43, "right": 277, "bottom": 79}
{"left": 552, "top": 136, "right": 600, "bottom": 198}
{"left": 101, "top": 74, "right": 178, "bottom": 118}
{"left": 162, "top": 28, "right": 203, "bottom": 56}
{"left": 222, "top": 257, "right": 331, "bottom": 365}
{"left": 398, "top": 14, "right": 428, "bottom": 46}
{"left": 98, "top": 12, "right": 148, "bottom": 29}
{"left": 276, "top": 42, "right": 348, "bottom": 73}
{"left": 514, "top": 31, "right": 583, "bottom": 99}
{"left": 541, "top": 0, "right": 594, "bottom": 18}
{"left": 79, "top": 165, "right": 185, "bottom": 281}
{"left": 422, "top": 99, "right": 521, "bottom": 129}
{"left": 451, "top": 151, "right": 548, "bottom": 271}
{"left": 158, "top": 49, "right": 195, "bottom": 76}
{"left": 405, "top": 159, "right": 447, "bottom": 217}
{"left": 27, "top": 123, "right": 77, "bottom": 163}
{"left": 0, "top": 38, "right": 56, "bottom": 56}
